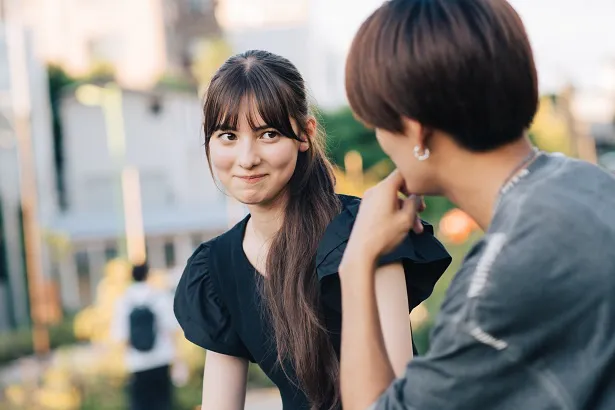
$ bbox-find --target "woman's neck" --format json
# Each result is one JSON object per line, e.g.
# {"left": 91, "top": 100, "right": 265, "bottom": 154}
{"left": 246, "top": 192, "right": 288, "bottom": 243}
{"left": 440, "top": 138, "right": 535, "bottom": 231}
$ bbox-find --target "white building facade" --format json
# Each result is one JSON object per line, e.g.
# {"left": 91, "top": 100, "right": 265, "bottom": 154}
{"left": 50, "top": 86, "right": 236, "bottom": 310}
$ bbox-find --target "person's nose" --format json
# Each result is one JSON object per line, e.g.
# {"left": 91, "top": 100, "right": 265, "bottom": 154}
{"left": 237, "top": 138, "right": 261, "bottom": 169}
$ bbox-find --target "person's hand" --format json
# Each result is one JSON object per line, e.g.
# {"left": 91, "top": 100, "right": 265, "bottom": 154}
{"left": 344, "top": 170, "right": 425, "bottom": 265}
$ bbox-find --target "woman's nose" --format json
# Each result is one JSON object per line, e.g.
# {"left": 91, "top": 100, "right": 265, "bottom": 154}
{"left": 237, "top": 139, "right": 261, "bottom": 169}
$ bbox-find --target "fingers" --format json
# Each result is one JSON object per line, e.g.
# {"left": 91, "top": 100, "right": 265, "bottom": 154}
{"left": 399, "top": 195, "right": 425, "bottom": 234}
{"left": 383, "top": 169, "right": 407, "bottom": 193}
{"left": 420, "top": 197, "right": 426, "bottom": 212}
{"left": 385, "top": 170, "right": 423, "bottom": 206}
{"left": 399, "top": 194, "right": 418, "bottom": 220}
{"left": 413, "top": 216, "right": 424, "bottom": 234}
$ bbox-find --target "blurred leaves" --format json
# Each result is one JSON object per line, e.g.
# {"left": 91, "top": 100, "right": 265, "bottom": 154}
{"left": 190, "top": 38, "right": 233, "bottom": 92}
{"left": 320, "top": 107, "right": 387, "bottom": 171}
{"left": 530, "top": 94, "right": 575, "bottom": 156}
{"left": 0, "top": 318, "right": 76, "bottom": 365}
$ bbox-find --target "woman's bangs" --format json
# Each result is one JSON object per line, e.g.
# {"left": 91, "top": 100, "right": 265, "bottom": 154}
{"left": 247, "top": 69, "right": 300, "bottom": 140}
{"left": 204, "top": 67, "right": 301, "bottom": 140}
{"left": 203, "top": 76, "right": 246, "bottom": 136}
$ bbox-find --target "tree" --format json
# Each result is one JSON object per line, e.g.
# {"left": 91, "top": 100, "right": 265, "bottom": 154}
{"left": 47, "top": 66, "right": 79, "bottom": 210}
{"left": 190, "top": 38, "right": 233, "bottom": 94}
{"left": 319, "top": 106, "right": 387, "bottom": 170}
{"left": 529, "top": 94, "right": 575, "bottom": 156}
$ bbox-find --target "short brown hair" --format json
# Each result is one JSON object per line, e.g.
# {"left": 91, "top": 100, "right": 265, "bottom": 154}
{"left": 346, "top": 0, "right": 539, "bottom": 152}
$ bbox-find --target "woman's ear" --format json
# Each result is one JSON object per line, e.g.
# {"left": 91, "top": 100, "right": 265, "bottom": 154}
{"left": 401, "top": 117, "right": 433, "bottom": 151}
{"left": 300, "top": 117, "right": 317, "bottom": 152}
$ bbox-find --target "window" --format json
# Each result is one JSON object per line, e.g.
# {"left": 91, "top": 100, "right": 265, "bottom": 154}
{"left": 0, "top": 198, "right": 7, "bottom": 281}
{"left": 75, "top": 250, "right": 92, "bottom": 307}
{"left": 104, "top": 244, "right": 118, "bottom": 261}
{"left": 164, "top": 240, "right": 175, "bottom": 268}
{"left": 188, "top": 0, "right": 209, "bottom": 13}
{"left": 75, "top": 251, "right": 90, "bottom": 277}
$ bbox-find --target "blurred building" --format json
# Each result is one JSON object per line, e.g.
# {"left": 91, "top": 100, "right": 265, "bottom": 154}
{"left": 570, "top": 61, "right": 615, "bottom": 169}
{"left": 24, "top": 0, "right": 220, "bottom": 89}
{"left": 591, "top": 123, "right": 615, "bottom": 171}
{"left": 0, "top": 14, "right": 57, "bottom": 329}
{"left": 217, "top": 0, "right": 382, "bottom": 110}
{"left": 49, "top": 86, "right": 230, "bottom": 309}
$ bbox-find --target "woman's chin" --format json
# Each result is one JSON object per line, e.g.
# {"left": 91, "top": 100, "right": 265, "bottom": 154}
{"left": 232, "top": 189, "right": 270, "bottom": 206}
{"left": 232, "top": 187, "right": 288, "bottom": 208}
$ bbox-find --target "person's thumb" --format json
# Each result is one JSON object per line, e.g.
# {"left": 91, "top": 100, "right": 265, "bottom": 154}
{"left": 399, "top": 195, "right": 420, "bottom": 226}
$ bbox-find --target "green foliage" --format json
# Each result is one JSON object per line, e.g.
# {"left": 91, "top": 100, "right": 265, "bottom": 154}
{"left": 421, "top": 197, "right": 455, "bottom": 226}
{"left": 248, "top": 362, "right": 274, "bottom": 388}
{"left": 157, "top": 74, "right": 197, "bottom": 93}
{"left": 78, "top": 374, "right": 203, "bottom": 410}
{"left": 48, "top": 65, "right": 79, "bottom": 209}
{"left": 191, "top": 38, "right": 233, "bottom": 89}
{"left": 76, "top": 362, "right": 272, "bottom": 410}
{"left": 0, "top": 316, "right": 77, "bottom": 365}
{"left": 319, "top": 107, "right": 387, "bottom": 170}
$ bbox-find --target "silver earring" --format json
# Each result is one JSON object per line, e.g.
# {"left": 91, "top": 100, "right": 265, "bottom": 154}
{"left": 413, "top": 145, "right": 430, "bottom": 161}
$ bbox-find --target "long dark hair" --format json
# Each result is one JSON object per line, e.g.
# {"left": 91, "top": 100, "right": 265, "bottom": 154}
{"left": 203, "top": 50, "right": 341, "bottom": 409}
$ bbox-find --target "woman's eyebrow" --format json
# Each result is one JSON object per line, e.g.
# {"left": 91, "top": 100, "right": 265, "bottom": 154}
{"left": 252, "top": 124, "right": 273, "bottom": 131}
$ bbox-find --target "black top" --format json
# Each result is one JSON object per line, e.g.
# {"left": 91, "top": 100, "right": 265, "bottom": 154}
{"left": 173, "top": 195, "right": 452, "bottom": 409}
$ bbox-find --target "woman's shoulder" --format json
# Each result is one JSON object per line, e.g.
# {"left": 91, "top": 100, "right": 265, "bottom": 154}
{"left": 322, "top": 194, "right": 360, "bottom": 238}
{"left": 174, "top": 218, "right": 255, "bottom": 359}
{"left": 316, "top": 193, "right": 452, "bottom": 312}
{"left": 315, "top": 194, "right": 360, "bottom": 279}
{"left": 209, "top": 214, "right": 249, "bottom": 249}
{"left": 315, "top": 194, "right": 361, "bottom": 267}
{"left": 178, "top": 215, "right": 252, "bottom": 303}
{"left": 318, "top": 194, "right": 442, "bottom": 259}
{"left": 192, "top": 214, "right": 249, "bottom": 266}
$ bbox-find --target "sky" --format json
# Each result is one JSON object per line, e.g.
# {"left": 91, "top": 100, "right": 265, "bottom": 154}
{"left": 313, "top": 0, "right": 615, "bottom": 94}
{"left": 217, "top": 0, "right": 615, "bottom": 118}
{"left": 510, "top": 0, "right": 615, "bottom": 93}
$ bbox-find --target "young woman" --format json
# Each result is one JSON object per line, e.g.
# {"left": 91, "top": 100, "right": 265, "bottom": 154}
{"left": 337, "top": 1, "right": 615, "bottom": 409}
{"left": 173, "top": 49, "right": 451, "bottom": 410}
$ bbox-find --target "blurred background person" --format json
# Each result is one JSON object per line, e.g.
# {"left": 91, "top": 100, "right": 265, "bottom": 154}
{"left": 111, "top": 262, "right": 179, "bottom": 410}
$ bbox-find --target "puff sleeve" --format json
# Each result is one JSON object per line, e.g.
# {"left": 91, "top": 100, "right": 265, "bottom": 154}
{"left": 316, "top": 198, "right": 452, "bottom": 312}
{"left": 174, "top": 242, "right": 253, "bottom": 360}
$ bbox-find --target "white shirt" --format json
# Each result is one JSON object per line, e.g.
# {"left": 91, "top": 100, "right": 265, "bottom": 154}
{"left": 111, "top": 282, "right": 178, "bottom": 373}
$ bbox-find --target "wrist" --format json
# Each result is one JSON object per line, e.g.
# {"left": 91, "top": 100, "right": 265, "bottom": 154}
{"left": 339, "top": 244, "right": 378, "bottom": 280}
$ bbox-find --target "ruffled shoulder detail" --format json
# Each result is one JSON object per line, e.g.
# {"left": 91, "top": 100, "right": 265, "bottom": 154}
{"left": 174, "top": 241, "right": 253, "bottom": 359}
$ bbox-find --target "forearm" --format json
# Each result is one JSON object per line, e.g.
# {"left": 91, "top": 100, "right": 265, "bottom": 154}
{"left": 201, "top": 353, "right": 248, "bottom": 410}
{"left": 339, "top": 256, "right": 396, "bottom": 410}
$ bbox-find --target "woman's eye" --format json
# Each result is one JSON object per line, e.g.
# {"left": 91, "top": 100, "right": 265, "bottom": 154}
{"left": 218, "top": 133, "right": 236, "bottom": 141}
{"left": 261, "top": 131, "right": 280, "bottom": 140}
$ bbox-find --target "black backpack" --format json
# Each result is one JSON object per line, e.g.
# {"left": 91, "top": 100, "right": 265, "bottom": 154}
{"left": 129, "top": 305, "right": 157, "bottom": 352}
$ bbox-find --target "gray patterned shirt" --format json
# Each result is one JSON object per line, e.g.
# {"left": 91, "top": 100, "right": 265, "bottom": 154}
{"left": 371, "top": 153, "right": 615, "bottom": 410}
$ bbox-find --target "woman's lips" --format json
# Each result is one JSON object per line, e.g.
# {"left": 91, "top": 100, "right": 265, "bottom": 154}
{"left": 236, "top": 174, "right": 267, "bottom": 183}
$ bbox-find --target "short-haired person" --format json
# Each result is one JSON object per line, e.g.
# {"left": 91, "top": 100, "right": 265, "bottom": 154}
{"left": 338, "top": 0, "right": 615, "bottom": 409}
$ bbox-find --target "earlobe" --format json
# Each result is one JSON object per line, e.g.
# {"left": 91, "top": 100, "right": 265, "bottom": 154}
{"left": 299, "top": 140, "right": 310, "bottom": 152}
